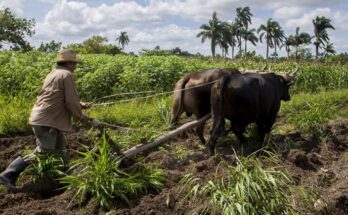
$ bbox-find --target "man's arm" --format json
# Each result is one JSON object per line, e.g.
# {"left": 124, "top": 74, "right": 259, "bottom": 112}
{"left": 64, "top": 74, "right": 92, "bottom": 123}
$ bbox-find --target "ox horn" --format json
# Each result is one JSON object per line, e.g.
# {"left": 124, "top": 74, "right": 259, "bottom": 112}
{"left": 261, "top": 65, "right": 267, "bottom": 72}
{"left": 290, "top": 67, "right": 299, "bottom": 76}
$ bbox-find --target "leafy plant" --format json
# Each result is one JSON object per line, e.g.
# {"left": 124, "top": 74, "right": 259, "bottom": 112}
{"left": 21, "top": 154, "right": 66, "bottom": 183}
{"left": 60, "top": 135, "right": 165, "bottom": 211}
{"left": 179, "top": 151, "right": 314, "bottom": 215}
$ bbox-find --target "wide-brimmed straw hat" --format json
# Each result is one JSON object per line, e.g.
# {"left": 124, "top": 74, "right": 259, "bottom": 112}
{"left": 55, "top": 49, "right": 81, "bottom": 64}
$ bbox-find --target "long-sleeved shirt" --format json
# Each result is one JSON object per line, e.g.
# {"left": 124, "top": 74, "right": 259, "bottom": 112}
{"left": 29, "top": 66, "right": 82, "bottom": 131}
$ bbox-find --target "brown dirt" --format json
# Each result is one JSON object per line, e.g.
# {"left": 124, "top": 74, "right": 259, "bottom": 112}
{"left": 1, "top": 119, "right": 348, "bottom": 214}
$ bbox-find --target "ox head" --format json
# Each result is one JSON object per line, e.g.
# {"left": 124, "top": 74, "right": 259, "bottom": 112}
{"left": 277, "top": 68, "right": 298, "bottom": 101}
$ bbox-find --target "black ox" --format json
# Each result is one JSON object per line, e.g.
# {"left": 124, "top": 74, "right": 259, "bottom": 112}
{"left": 171, "top": 68, "right": 240, "bottom": 144}
{"left": 207, "top": 71, "right": 296, "bottom": 154}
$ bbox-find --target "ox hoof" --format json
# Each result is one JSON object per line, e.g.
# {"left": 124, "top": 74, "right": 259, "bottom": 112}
{"left": 207, "top": 145, "right": 215, "bottom": 156}
{"left": 200, "top": 140, "right": 206, "bottom": 145}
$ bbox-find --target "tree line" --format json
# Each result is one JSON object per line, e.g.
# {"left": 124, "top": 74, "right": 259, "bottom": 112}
{"left": 0, "top": 7, "right": 338, "bottom": 61}
{"left": 197, "top": 7, "right": 336, "bottom": 60}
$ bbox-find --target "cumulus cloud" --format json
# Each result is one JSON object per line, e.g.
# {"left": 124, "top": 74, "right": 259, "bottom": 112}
{"left": 0, "top": 0, "right": 23, "bottom": 15}
{"left": 132, "top": 24, "right": 197, "bottom": 43}
{"left": 103, "top": 24, "right": 199, "bottom": 53}
{"left": 27, "top": 0, "right": 347, "bottom": 55}
{"left": 285, "top": 7, "right": 348, "bottom": 33}
{"left": 273, "top": 6, "right": 305, "bottom": 19}
{"left": 42, "top": 0, "right": 160, "bottom": 34}
{"left": 285, "top": 8, "right": 331, "bottom": 31}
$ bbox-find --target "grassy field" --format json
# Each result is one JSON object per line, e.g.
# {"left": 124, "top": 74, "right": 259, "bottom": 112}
{"left": 1, "top": 52, "right": 348, "bottom": 213}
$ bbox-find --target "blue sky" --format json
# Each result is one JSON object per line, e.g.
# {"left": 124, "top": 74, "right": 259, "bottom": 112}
{"left": 1, "top": 0, "right": 347, "bottom": 56}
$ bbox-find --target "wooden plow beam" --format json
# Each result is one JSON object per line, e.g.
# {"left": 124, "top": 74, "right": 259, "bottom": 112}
{"left": 122, "top": 114, "right": 211, "bottom": 158}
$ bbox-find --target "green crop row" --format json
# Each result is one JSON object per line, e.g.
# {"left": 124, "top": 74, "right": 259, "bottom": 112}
{"left": 1, "top": 51, "right": 348, "bottom": 101}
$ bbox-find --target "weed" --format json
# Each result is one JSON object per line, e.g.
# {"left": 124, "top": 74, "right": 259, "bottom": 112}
{"left": 155, "top": 98, "right": 172, "bottom": 128}
{"left": 0, "top": 96, "right": 32, "bottom": 135}
{"left": 21, "top": 146, "right": 34, "bottom": 157}
{"left": 281, "top": 89, "right": 348, "bottom": 135}
{"left": 170, "top": 145, "right": 187, "bottom": 160}
{"left": 60, "top": 135, "right": 165, "bottom": 211}
{"left": 21, "top": 154, "right": 66, "bottom": 183}
{"left": 0, "top": 184, "right": 5, "bottom": 193}
{"left": 179, "top": 150, "right": 317, "bottom": 215}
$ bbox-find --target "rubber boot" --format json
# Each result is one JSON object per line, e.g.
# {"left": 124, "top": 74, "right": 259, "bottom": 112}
{"left": 0, "top": 157, "right": 29, "bottom": 191}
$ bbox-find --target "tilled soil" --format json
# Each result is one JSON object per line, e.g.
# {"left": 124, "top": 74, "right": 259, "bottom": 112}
{"left": 1, "top": 119, "right": 348, "bottom": 215}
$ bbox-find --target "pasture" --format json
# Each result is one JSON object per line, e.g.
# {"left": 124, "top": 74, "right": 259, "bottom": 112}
{"left": 1, "top": 51, "right": 348, "bottom": 214}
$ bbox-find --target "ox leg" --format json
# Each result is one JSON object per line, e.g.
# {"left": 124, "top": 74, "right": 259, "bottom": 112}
{"left": 256, "top": 117, "right": 276, "bottom": 150}
{"left": 170, "top": 109, "right": 182, "bottom": 127}
{"left": 196, "top": 122, "right": 206, "bottom": 145}
{"left": 207, "top": 117, "right": 225, "bottom": 155}
{"left": 231, "top": 121, "right": 248, "bottom": 144}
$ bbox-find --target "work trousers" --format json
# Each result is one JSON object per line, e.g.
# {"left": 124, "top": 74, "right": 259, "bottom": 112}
{"left": 23, "top": 126, "right": 68, "bottom": 163}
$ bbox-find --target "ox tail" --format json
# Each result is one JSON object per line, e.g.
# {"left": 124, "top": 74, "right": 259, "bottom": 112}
{"left": 218, "top": 76, "right": 229, "bottom": 118}
{"left": 207, "top": 76, "right": 229, "bottom": 153}
{"left": 171, "top": 76, "right": 190, "bottom": 125}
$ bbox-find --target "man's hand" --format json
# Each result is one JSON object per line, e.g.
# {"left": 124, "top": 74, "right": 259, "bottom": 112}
{"left": 80, "top": 101, "right": 93, "bottom": 109}
{"left": 80, "top": 114, "right": 93, "bottom": 124}
{"left": 90, "top": 119, "right": 101, "bottom": 127}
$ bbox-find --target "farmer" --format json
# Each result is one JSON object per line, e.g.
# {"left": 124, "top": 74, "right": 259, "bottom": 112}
{"left": 0, "top": 49, "right": 93, "bottom": 191}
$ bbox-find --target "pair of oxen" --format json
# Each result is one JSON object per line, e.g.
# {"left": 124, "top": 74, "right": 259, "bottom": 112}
{"left": 171, "top": 68, "right": 297, "bottom": 154}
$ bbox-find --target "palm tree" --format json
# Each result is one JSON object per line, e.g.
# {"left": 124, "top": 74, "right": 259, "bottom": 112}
{"left": 282, "top": 36, "right": 296, "bottom": 58}
{"left": 197, "top": 11, "right": 225, "bottom": 59}
{"left": 258, "top": 18, "right": 278, "bottom": 59}
{"left": 293, "top": 27, "right": 311, "bottom": 58}
{"left": 323, "top": 42, "right": 336, "bottom": 62}
{"left": 313, "top": 16, "right": 335, "bottom": 60}
{"left": 272, "top": 25, "right": 285, "bottom": 57}
{"left": 116, "top": 31, "right": 129, "bottom": 50}
{"left": 241, "top": 28, "right": 258, "bottom": 53}
{"left": 235, "top": 7, "right": 253, "bottom": 53}
{"left": 217, "top": 22, "right": 232, "bottom": 57}
{"left": 227, "top": 22, "right": 239, "bottom": 58}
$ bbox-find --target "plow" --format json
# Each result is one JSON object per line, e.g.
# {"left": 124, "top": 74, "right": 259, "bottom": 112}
{"left": 91, "top": 114, "right": 211, "bottom": 162}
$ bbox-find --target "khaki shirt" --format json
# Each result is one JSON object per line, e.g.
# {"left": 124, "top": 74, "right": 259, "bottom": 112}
{"left": 29, "top": 66, "right": 82, "bottom": 131}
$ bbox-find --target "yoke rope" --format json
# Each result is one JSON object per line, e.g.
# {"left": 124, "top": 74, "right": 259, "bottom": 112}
{"left": 93, "top": 79, "right": 219, "bottom": 107}
{"left": 95, "top": 90, "right": 155, "bottom": 101}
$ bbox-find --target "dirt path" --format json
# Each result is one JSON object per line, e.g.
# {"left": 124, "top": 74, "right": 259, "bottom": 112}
{"left": 1, "top": 119, "right": 348, "bottom": 214}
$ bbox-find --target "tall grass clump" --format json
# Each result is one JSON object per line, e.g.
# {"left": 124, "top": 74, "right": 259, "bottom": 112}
{"left": 280, "top": 89, "right": 348, "bottom": 134}
{"left": 21, "top": 154, "right": 66, "bottom": 183}
{"left": 180, "top": 151, "right": 311, "bottom": 215}
{"left": 60, "top": 136, "right": 165, "bottom": 211}
{"left": 88, "top": 97, "right": 172, "bottom": 148}
{"left": 0, "top": 96, "right": 33, "bottom": 136}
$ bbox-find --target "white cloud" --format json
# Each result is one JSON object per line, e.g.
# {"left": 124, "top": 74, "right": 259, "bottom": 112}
{"left": 26, "top": 0, "right": 348, "bottom": 55}
{"left": 0, "top": 0, "right": 23, "bottom": 15}
{"left": 104, "top": 24, "right": 200, "bottom": 53}
{"left": 285, "top": 7, "right": 348, "bottom": 34}
{"left": 285, "top": 8, "right": 332, "bottom": 31}
{"left": 273, "top": 6, "right": 305, "bottom": 19}
{"left": 332, "top": 11, "right": 348, "bottom": 31}
{"left": 132, "top": 24, "right": 197, "bottom": 43}
{"left": 37, "top": 0, "right": 161, "bottom": 37}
